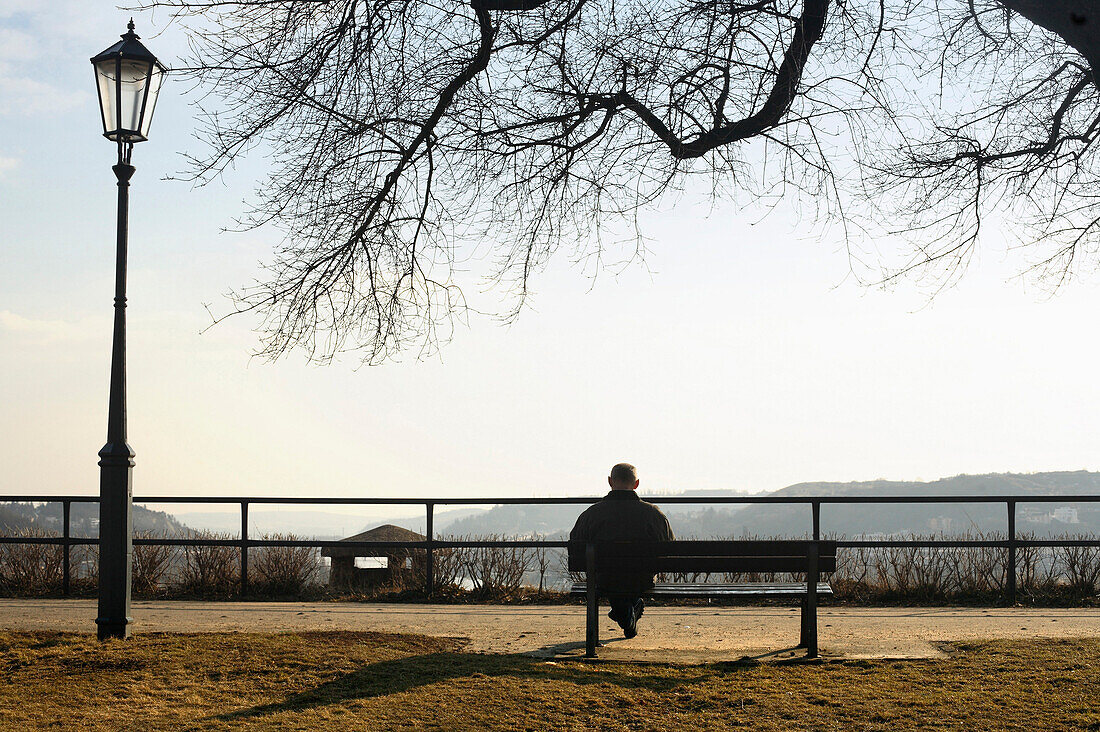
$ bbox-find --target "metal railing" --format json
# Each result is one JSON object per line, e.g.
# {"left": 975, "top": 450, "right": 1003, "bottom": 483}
{"left": 2, "top": 493, "right": 1099, "bottom": 603}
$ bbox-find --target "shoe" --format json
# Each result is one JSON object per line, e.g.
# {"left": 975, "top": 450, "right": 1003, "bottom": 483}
{"left": 607, "top": 607, "right": 621, "bottom": 623}
{"left": 622, "top": 599, "right": 642, "bottom": 639}
{"left": 622, "top": 605, "right": 638, "bottom": 639}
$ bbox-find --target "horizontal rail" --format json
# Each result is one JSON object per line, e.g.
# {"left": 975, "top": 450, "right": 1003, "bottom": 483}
{"left": 0, "top": 537, "right": 573, "bottom": 549}
{"left": 3, "top": 493, "right": 1097, "bottom": 603}
{"left": 4, "top": 494, "right": 1100, "bottom": 505}
{"left": 838, "top": 539, "right": 1100, "bottom": 548}
{"left": 5, "top": 537, "right": 1099, "bottom": 549}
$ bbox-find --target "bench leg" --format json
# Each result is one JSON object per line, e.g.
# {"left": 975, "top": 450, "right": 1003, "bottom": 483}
{"left": 804, "top": 544, "right": 820, "bottom": 658}
{"left": 798, "top": 596, "right": 809, "bottom": 648}
{"left": 585, "top": 544, "right": 599, "bottom": 658}
{"left": 799, "top": 594, "right": 819, "bottom": 655}
{"left": 585, "top": 585, "right": 599, "bottom": 658}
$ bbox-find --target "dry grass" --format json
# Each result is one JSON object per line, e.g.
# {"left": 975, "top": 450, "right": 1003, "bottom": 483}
{"left": 0, "top": 632, "right": 1097, "bottom": 731}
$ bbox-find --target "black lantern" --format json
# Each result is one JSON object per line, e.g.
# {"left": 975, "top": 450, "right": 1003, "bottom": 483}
{"left": 91, "top": 19, "right": 166, "bottom": 144}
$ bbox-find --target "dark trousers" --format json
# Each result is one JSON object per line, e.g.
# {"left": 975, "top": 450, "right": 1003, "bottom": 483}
{"left": 609, "top": 595, "right": 642, "bottom": 621}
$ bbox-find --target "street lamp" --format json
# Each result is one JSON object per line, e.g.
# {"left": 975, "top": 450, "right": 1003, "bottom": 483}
{"left": 90, "top": 19, "right": 166, "bottom": 641}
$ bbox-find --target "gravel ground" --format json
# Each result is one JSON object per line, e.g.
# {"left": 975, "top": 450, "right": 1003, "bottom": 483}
{"left": 2, "top": 599, "right": 1098, "bottom": 662}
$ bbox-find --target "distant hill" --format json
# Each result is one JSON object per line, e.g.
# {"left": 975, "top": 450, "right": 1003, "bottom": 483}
{"left": 728, "top": 471, "right": 1100, "bottom": 538}
{"left": 174, "top": 509, "right": 369, "bottom": 539}
{"left": 443, "top": 503, "right": 586, "bottom": 537}
{"left": 0, "top": 503, "right": 33, "bottom": 533}
{"left": 440, "top": 499, "right": 746, "bottom": 539}
{"left": 3, "top": 471, "right": 1096, "bottom": 541}
{"left": 0, "top": 501, "right": 189, "bottom": 537}
{"left": 169, "top": 506, "right": 486, "bottom": 539}
{"left": 432, "top": 472, "right": 1100, "bottom": 539}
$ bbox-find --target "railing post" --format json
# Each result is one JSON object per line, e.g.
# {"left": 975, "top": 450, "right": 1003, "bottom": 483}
{"left": 812, "top": 500, "right": 821, "bottom": 541}
{"left": 62, "top": 501, "right": 71, "bottom": 597}
{"left": 240, "top": 501, "right": 249, "bottom": 596}
{"left": 425, "top": 502, "right": 435, "bottom": 598}
{"left": 1006, "top": 500, "right": 1016, "bottom": 605}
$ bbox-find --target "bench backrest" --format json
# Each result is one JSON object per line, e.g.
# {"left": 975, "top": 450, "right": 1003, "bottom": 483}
{"left": 566, "top": 540, "right": 838, "bottom": 574}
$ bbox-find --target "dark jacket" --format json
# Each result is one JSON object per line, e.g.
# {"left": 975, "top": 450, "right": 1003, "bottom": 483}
{"left": 569, "top": 490, "right": 675, "bottom": 594}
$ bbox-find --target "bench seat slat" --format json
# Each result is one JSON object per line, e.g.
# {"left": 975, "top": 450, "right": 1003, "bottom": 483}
{"left": 573, "top": 540, "right": 838, "bottom": 557}
{"left": 575, "top": 557, "right": 837, "bottom": 573}
{"left": 567, "top": 541, "right": 838, "bottom": 573}
{"left": 570, "top": 582, "right": 833, "bottom": 597}
{"left": 654, "top": 557, "right": 837, "bottom": 573}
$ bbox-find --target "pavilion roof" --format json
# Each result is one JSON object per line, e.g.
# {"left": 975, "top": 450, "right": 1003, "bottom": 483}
{"left": 320, "top": 524, "right": 425, "bottom": 558}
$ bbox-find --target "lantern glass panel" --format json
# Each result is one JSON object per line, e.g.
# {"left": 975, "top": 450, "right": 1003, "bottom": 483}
{"left": 94, "top": 59, "right": 118, "bottom": 135}
{"left": 94, "top": 58, "right": 156, "bottom": 141}
{"left": 138, "top": 64, "right": 164, "bottom": 139}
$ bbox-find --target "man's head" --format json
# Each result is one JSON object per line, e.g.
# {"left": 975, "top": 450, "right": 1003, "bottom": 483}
{"left": 607, "top": 463, "right": 640, "bottom": 491}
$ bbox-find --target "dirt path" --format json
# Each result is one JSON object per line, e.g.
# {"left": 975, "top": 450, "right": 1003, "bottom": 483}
{"left": 3, "top": 599, "right": 1098, "bottom": 662}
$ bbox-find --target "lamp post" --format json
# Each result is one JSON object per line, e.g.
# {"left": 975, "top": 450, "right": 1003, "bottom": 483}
{"left": 90, "top": 20, "right": 166, "bottom": 641}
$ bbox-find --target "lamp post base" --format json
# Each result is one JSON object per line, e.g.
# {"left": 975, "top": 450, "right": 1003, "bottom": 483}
{"left": 95, "top": 615, "right": 133, "bottom": 641}
{"left": 97, "top": 451, "right": 133, "bottom": 641}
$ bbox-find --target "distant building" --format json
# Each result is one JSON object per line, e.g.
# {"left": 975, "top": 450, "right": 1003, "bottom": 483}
{"left": 927, "top": 516, "right": 954, "bottom": 533}
{"left": 1052, "top": 507, "right": 1080, "bottom": 524}
{"left": 321, "top": 524, "right": 425, "bottom": 590}
{"left": 1020, "top": 506, "right": 1050, "bottom": 524}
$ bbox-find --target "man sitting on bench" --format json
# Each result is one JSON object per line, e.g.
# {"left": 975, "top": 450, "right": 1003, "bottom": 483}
{"left": 569, "top": 463, "right": 675, "bottom": 638}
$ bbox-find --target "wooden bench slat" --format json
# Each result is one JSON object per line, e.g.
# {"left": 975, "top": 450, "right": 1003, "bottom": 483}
{"left": 570, "top": 540, "right": 838, "bottom": 557}
{"left": 566, "top": 540, "right": 838, "bottom": 572}
{"left": 654, "top": 557, "right": 837, "bottom": 573}
{"left": 571, "top": 557, "right": 838, "bottom": 573}
{"left": 570, "top": 582, "right": 833, "bottom": 597}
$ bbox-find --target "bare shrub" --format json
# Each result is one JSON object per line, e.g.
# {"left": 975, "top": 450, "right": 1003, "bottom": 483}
{"left": 396, "top": 548, "right": 427, "bottom": 591}
{"left": 251, "top": 534, "right": 319, "bottom": 595}
{"left": 530, "top": 537, "right": 556, "bottom": 594}
{"left": 431, "top": 544, "right": 465, "bottom": 591}
{"left": 71, "top": 544, "right": 99, "bottom": 594}
{"left": 827, "top": 538, "right": 872, "bottom": 599}
{"left": 873, "top": 545, "right": 916, "bottom": 595}
{"left": 132, "top": 532, "right": 178, "bottom": 596}
{"left": 848, "top": 533, "right": 1008, "bottom": 600}
{"left": 943, "top": 544, "right": 979, "bottom": 596}
{"left": 1015, "top": 535, "right": 1060, "bottom": 599}
{"left": 967, "top": 538, "right": 1008, "bottom": 595}
{"left": 823, "top": 530, "right": 1092, "bottom": 602}
{"left": 178, "top": 531, "right": 240, "bottom": 596}
{"left": 459, "top": 534, "right": 531, "bottom": 599}
{"left": 1058, "top": 543, "right": 1100, "bottom": 596}
{"left": 0, "top": 529, "right": 64, "bottom": 595}
{"left": 557, "top": 545, "right": 585, "bottom": 588}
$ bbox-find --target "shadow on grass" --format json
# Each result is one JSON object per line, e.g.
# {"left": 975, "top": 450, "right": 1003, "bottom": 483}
{"left": 534, "top": 638, "right": 817, "bottom": 664}
{"left": 218, "top": 651, "right": 725, "bottom": 721}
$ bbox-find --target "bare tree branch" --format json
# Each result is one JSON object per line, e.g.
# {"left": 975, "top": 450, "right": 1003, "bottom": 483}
{"left": 140, "top": 0, "right": 1100, "bottom": 361}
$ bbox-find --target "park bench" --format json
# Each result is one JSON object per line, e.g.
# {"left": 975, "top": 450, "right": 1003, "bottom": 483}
{"left": 568, "top": 540, "right": 836, "bottom": 658}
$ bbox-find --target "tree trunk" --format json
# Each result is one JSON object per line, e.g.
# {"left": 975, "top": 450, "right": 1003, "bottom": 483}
{"left": 998, "top": 0, "right": 1100, "bottom": 85}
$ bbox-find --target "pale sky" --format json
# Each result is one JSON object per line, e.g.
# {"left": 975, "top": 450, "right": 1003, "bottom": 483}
{"left": 1, "top": 2, "right": 1098, "bottom": 510}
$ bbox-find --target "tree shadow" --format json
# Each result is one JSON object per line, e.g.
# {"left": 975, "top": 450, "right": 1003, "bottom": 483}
{"left": 717, "top": 646, "right": 823, "bottom": 665}
{"left": 532, "top": 640, "right": 817, "bottom": 663}
{"left": 217, "top": 650, "right": 725, "bottom": 721}
{"left": 532, "top": 635, "right": 629, "bottom": 657}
